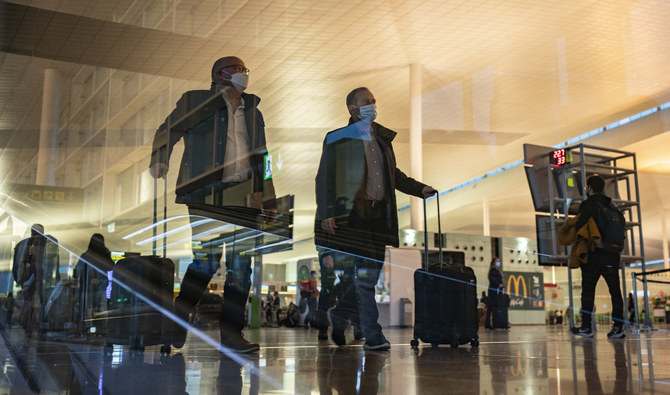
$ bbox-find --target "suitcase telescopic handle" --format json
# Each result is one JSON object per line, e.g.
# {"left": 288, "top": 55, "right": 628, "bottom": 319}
{"left": 423, "top": 193, "right": 443, "bottom": 271}
{"left": 152, "top": 176, "right": 168, "bottom": 258}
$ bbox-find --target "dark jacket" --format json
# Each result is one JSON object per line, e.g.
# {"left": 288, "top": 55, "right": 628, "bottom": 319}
{"left": 576, "top": 194, "right": 611, "bottom": 230}
{"left": 150, "top": 88, "right": 275, "bottom": 207}
{"left": 314, "top": 119, "right": 426, "bottom": 249}
{"left": 488, "top": 266, "right": 504, "bottom": 289}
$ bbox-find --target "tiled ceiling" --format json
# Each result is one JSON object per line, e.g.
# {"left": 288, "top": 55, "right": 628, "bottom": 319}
{"left": 2, "top": 0, "right": 670, "bottom": 260}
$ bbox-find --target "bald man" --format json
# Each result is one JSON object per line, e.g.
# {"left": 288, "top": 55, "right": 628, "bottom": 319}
{"left": 150, "top": 56, "right": 276, "bottom": 353}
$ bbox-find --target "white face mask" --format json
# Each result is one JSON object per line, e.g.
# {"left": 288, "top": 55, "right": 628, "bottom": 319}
{"left": 357, "top": 104, "right": 377, "bottom": 122}
{"left": 495, "top": 261, "right": 501, "bottom": 267}
{"left": 222, "top": 71, "right": 248, "bottom": 92}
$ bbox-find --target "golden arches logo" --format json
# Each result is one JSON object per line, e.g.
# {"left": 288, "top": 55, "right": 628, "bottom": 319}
{"left": 510, "top": 350, "right": 529, "bottom": 377}
{"left": 507, "top": 275, "right": 527, "bottom": 298}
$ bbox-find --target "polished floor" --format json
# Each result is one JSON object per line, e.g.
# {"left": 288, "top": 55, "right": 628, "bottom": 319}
{"left": 1, "top": 321, "right": 669, "bottom": 394}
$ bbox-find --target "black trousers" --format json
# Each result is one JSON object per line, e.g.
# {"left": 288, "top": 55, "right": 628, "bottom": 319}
{"left": 330, "top": 203, "right": 389, "bottom": 340}
{"left": 579, "top": 250, "right": 625, "bottom": 329}
{"left": 178, "top": 209, "right": 254, "bottom": 337}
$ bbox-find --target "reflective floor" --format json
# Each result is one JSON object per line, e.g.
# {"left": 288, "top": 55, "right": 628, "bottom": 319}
{"left": 1, "top": 322, "right": 668, "bottom": 394}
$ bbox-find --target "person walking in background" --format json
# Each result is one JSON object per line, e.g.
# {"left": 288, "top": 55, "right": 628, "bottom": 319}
{"left": 571, "top": 175, "right": 626, "bottom": 339}
{"left": 485, "top": 257, "right": 505, "bottom": 329}
{"left": 75, "top": 233, "right": 114, "bottom": 328}
{"left": 305, "top": 270, "right": 320, "bottom": 329}
{"left": 12, "top": 224, "right": 59, "bottom": 337}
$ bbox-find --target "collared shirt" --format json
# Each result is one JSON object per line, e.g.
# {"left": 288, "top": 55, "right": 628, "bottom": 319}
{"left": 364, "top": 126, "right": 386, "bottom": 201}
{"left": 220, "top": 87, "right": 252, "bottom": 183}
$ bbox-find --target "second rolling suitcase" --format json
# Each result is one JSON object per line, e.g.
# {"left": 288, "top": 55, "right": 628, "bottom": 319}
{"left": 410, "top": 195, "right": 479, "bottom": 349}
{"left": 105, "top": 255, "right": 174, "bottom": 354}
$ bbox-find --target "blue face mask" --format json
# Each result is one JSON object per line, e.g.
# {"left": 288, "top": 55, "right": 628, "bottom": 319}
{"left": 357, "top": 104, "right": 377, "bottom": 122}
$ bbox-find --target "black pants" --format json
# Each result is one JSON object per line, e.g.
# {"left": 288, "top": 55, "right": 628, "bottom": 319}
{"left": 178, "top": 211, "right": 254, "bottom": 337}
{"left": 330, "top": 203, "right": 389, "bottom": 341}
{"left": 579, "top": 250, "right": 624, "bottom": 329}
{"left": 316, "top": 253, "right": 337, "bottom": 330}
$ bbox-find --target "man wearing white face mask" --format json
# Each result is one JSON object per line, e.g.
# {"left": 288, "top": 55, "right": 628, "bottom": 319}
{"left": 150, "top": 56, "right": 276, "bottom": 353}
{"left": 315, "top": 87, "right": 437, "bottom": 350}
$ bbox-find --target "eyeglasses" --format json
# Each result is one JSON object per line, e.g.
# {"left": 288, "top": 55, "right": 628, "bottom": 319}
{"left": 220, "top": 64, "right": 250, "bottom": 74}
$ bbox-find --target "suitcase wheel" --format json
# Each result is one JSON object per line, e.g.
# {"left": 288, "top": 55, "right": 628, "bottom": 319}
{"left": 160, "top": 344, "right": 171, "bottom": 355}
{"left": 449, "top": 341, "right": 459, "bottom": 349}
{"left": 410, "top": 339, "right": 419, "bottom": 349}
{"left": 470, "top": 339, "right": 479, "bottom": 348}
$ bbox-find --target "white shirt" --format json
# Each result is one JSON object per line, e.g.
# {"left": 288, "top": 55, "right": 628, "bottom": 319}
{"left": 220, "top": 88, "right": 252, "bottom": 183}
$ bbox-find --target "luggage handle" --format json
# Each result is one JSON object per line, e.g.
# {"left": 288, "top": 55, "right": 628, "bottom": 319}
{"left": 423, "top": 193, "right": 443, "bottom": 271}
{"left": 153, "top": 176, "right": 168, "bottom": 258}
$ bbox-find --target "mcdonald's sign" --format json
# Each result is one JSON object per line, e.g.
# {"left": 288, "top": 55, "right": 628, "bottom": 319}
{"left": 506, "top": 272, "right": 544, "bottom": 310}
{"left": 510, "top": 351, "right": 529, "bottom": 377}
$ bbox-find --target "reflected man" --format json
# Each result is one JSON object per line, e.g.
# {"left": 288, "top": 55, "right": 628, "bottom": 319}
{"left": 315, "top": 87, "right": 436, "bottom": 350}
{"left": 150, "top": 56, "right": 276, "bottom": 353}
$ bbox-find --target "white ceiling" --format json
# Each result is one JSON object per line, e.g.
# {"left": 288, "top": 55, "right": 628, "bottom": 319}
{"left": 1, "top": 0, "right": 670, "bottom": 263}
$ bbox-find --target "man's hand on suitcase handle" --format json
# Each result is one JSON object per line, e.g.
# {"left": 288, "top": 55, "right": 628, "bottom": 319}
{"left": 321, "top": 218, "right": 338, "bottom": 235}
{"left": 422, "top": 186, "right": 438, "bottom": 198}
{"left": 263, "top": 208, "right": 278, "bottom": 224}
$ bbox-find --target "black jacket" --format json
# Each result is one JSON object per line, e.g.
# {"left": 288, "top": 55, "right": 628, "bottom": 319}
{"left": 576, "top": 194, "right": 612, "bottom": 230}
{"left": 150, "top": 88, "right": 275, "bottom": 206}
{"left": 314, "top": 119, "right": 426, "bottom": 248}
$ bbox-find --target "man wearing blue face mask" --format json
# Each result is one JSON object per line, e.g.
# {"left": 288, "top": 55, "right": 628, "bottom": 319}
{"left": 315, "top": 87, "right": 437, "bottom": 350}
{"left": 150, "top": 56, "right": 276, "bottom": 353}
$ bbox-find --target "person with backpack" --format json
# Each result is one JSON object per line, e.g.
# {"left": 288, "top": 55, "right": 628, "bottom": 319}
{"left": 571, "top": 175, "right": 626, "bottom": 339}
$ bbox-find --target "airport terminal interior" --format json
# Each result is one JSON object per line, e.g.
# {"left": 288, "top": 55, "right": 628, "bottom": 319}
{"left": 2, "top": 0, "right": 670, "bottom": 393}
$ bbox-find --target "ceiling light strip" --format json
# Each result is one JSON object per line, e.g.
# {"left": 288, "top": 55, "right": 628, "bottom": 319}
{"left": 399, "top": 100, "right": 670, "bottom": 211}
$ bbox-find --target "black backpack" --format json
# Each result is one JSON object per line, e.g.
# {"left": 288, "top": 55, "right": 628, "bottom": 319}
{"left": 596, "top": 202, "right": 626, "bottom": 253}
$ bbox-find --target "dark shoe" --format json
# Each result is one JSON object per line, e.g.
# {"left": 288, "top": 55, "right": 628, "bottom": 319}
{"left": 221, "top": 332, "right": 260, "bottom": 354}
{"left": 353, "top": 324, "right": 364, "bottom": 340}
{"left": 327, "top": 307, "right": 346, "bottom": 346}
{"left": 363, "top": 334, "right": 390, "bottom": 351}
{"left": 318, "top": 328, "right": 329, "bottom": 340}
{"left": 571, "top": 327, "right": 593, "bottom": 338}
{"left": 607, "top": 326, "right": 625, "bottom": 339}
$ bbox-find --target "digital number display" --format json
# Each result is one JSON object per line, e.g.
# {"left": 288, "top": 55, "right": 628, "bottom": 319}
{"left": 550, "top": 149, "right": 567, "bottom": 166}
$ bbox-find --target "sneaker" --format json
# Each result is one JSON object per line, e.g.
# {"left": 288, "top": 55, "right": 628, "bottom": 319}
{"left": 607, "top": 327, "right": 625, "bottom": 339}
{"left": 221, "top": 332, "right": 260, "bottom": 354}
{"left": 570, "top": 327, "right": 593, "bottom": 338}
{"left": 363, "top": 334, "right": 390, "bottom": 351}
{"left": 327, "top": 307, "right": 346, "bottom": 346}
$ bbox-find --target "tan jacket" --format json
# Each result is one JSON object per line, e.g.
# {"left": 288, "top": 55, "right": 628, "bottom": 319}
{"left": 558, "top": 215, "right": 601, "bottom": 268}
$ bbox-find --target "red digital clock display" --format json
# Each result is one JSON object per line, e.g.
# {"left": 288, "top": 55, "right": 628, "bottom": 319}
{"left": 550, "top": 149, "right": 567, "bottom": 166}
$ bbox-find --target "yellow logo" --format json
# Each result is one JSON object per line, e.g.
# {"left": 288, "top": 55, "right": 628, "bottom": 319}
{"left": 510, "top": 350, "right": 529, "bottom": 376}
{"left": 507, "top": 274, "right": 527, "bottom": 298}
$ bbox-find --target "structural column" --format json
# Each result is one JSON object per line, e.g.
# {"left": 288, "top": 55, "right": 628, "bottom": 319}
{"left": 36, "top": 68, "right": 61, "bottom": 186}
{"left": 409, "top": 63, "right": 423, "bottom": 231}
{"left": 662, "top": 208, "right": 669, "bottom": 270}
{"left": 482, "top": 197, "right": 490, "bottom": 236}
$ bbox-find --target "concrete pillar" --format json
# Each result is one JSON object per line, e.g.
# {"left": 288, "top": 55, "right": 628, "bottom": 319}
{"left": 482, "top": 197, "right": 490, "bottom": 236}
{"left": 662, "top": 208, "right": 669, "bottom": 270}
{"left": 36, "top": 68, "right": 61, "bottom": 186}
{"left": 409, "top": 63, "right": 423, "bottom": 230}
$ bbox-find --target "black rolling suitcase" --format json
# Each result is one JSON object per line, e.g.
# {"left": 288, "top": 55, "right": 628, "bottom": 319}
{"left": 489, "top": 291, "right": 510, "bottom": 329}
{"left": 105, "top": 178, "right": 174, "bottom": 355}
{"left": 410, "top": 195, "right": 479, "bottom": 349}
